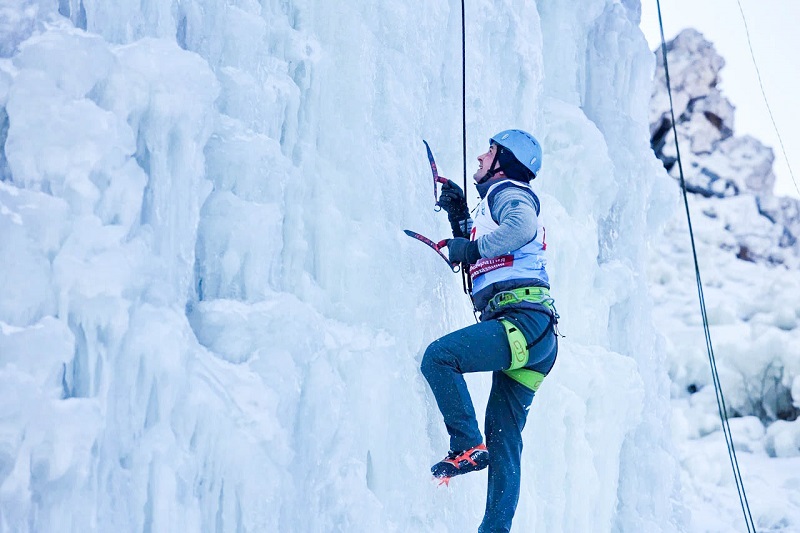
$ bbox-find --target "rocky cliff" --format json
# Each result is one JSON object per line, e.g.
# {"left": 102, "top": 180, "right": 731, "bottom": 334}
{"left": 651, "top": 28, "right": 799, "bottom": 266}
{"left": 648, "top": 28, "right": 800, "bottom": 530}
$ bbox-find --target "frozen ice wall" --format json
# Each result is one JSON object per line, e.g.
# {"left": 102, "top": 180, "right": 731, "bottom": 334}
{"left": 0, "top": 1, "right": 682, "bottom": 531}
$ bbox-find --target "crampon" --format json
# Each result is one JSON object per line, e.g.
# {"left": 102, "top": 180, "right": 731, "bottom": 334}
{"left": 431, "top": 443, "right": 489, "bottom": 486}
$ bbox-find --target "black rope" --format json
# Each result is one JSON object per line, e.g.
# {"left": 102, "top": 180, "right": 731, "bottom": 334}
{"left": 459, "top": 0, "right": 476, "bottom": 314}
{"left": 656, "top": 2, "right": 757, "bottom": 531}
{"left": 735, "top": 0, "right": 798, "bottom": 197}
{"left": 461, "top": 0, "right": 467, "bottom": 196}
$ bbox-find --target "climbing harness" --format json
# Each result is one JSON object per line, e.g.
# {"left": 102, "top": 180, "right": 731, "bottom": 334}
{"left": 483, "top": 286, "right": 556, "bottom": 316}
{"left": 657, "top": 1, "right": 756, "bottom": 530}
{"left": 483, "top": 286, "right": 559, "bottom": 392}
{"left": 499, "top": 319, "right": 548, "bottom": 392}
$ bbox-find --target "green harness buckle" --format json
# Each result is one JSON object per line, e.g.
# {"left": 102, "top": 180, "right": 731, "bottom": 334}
{"left": 486, "top": 287, "right": 557, "bottom": 316}
{"left": 500, "top": 319, "right": 546, "bottom": 392}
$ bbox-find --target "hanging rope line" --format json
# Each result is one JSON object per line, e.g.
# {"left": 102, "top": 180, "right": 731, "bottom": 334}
{"left": 459, "top": 0, "right": 472, "bottom": 301}
{"left": 461, "top": 0, "right": 467, "bottom": 195}
{"left": 459, "top": 0, "right": 478, "bottom": 321}
{"left": 735, "top": 0, "right": 799, "bottom": 197}
{"left": 655, "top": 2, "right": 757, "bottom": 531}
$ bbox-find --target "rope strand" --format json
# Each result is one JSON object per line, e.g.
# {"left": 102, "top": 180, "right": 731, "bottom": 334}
{"left": 735, "top": 0, "right": 799, "bottom": 197}
{"left": 459, "top": 0, "right": 476, "bottom": 312}
{"left": 656, "top": 2, "right": 756, "bottom": 531}
{"left": 461, "top": 0, "right": 467, "bottom": 195}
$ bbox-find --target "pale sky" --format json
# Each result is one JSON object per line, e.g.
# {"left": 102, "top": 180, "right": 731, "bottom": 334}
{"left": 640, "top": 0, "right": 800, "bottom": 199}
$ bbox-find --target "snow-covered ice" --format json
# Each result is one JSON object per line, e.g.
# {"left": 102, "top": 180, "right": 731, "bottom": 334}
{"left": 5, "top": 1, "right": 794, "bottom": 532}
{"left": 650, "top": 28, "right": 800, "bottom": 532}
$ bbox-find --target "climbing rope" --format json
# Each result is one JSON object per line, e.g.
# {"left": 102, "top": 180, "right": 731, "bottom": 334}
{"left": 735, "top": 0, "right": 799, "bottom": 197}
{"left": 459, "top": 0, "right": 476, "bottom": 312}
{"left": 461, "top": 0, "right": 467, "bottom": 196}
{"left": 655, "top": 2, "right": 757, "bottom": 531}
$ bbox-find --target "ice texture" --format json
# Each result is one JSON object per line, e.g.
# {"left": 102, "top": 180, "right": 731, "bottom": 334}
{"left": 1, "top": 1, "right": 687, "bottom": 532}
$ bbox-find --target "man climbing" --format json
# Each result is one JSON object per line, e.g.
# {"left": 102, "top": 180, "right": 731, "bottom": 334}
{"left": 420, "top": 130, "right": 558, "bottom": 533}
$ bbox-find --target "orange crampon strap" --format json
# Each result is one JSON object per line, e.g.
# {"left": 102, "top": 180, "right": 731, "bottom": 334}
{"left": 445, "top": 448, "right": 481, "bottom": 468}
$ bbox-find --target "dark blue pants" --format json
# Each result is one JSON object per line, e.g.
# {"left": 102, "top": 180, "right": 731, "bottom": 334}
{"left": 420, "top": 311, "right": 557, "bottom": 533}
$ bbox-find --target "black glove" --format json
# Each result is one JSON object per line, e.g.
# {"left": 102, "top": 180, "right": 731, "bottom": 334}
{"left": 447, "top": 238, "right": 481, "bottom": 265}
{"left": 437, "top": 179, "right": 470, "bottom": 237}
{"left": 437, "top": 180, "right": 469, "bottom": 221}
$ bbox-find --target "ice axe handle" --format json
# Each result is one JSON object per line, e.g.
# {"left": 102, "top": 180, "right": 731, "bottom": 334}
{"left": 403, "top": 230, "right": 460, "bottom": 273}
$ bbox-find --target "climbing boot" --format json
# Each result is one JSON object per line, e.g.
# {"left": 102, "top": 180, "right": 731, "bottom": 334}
{"left": 431, "top": 443, "right": 489, "bottom": 483}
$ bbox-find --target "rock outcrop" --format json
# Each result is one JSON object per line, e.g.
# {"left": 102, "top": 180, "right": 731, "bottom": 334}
{"left": 650, "top": 28, "right": 799, "bottom": 266}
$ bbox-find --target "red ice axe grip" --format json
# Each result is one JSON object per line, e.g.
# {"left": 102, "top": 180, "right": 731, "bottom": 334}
{"left": 403, "top": 230, "right": 460, "bottom": 273}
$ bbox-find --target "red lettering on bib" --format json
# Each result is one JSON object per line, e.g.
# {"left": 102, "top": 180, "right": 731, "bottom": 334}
{"left": 470, "top": 255, "right": 514, "bottom": 279}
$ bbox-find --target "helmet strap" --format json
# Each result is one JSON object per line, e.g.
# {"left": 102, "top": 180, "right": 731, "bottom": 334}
{"left": 476, "top": 146, "right": 502, "bottom": 185}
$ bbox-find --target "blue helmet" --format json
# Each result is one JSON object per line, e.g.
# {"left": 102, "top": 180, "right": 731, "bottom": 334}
{"left": 490, "top": 129, "right": 542, "bottom": 177}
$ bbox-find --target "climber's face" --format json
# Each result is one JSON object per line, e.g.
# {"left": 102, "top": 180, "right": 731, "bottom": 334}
{"left": 474, "top": 143, "right": 504, "bottom": 182}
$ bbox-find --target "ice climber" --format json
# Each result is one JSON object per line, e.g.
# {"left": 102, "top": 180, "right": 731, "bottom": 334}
{"left": 421, "top": 129, "right": 558, "bottom": 533}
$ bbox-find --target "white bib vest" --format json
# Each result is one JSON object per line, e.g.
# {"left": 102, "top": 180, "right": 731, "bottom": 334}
{"left": 469, "top": 180, "right": 549, "bottom": 297}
